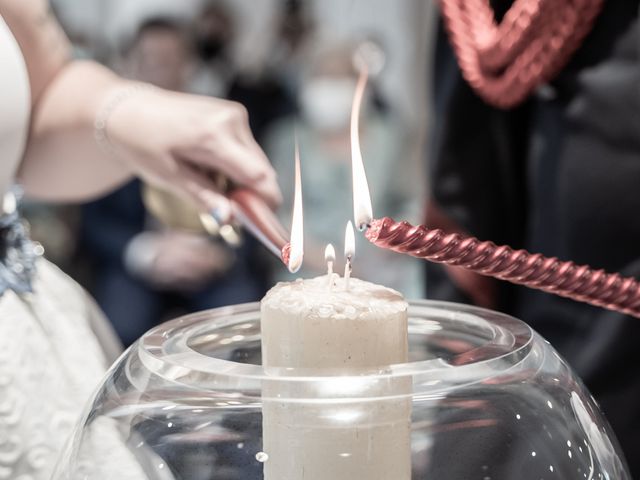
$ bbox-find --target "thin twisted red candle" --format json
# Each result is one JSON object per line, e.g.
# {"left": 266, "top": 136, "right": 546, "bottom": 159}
{"left": 365, "top": 217, "right": 640, "bottom": 319}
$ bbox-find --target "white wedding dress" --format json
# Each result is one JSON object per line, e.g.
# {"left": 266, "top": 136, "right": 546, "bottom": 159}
{"left": 0, "top": 15, "right": 128, "bottom": 480}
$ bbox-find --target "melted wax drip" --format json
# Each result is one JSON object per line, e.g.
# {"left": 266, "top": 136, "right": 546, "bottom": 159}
{"left": 366, "top": 217, "right": 640, "bottom": 319}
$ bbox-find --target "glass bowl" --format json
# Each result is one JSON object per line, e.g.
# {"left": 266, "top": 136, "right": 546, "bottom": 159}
{"left": 53, "top": 301, "right": 630, "bottom": 479}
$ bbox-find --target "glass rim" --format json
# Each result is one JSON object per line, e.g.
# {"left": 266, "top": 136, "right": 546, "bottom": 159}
{"left": 135, "top": 300, "right": 536, "bottom": 394}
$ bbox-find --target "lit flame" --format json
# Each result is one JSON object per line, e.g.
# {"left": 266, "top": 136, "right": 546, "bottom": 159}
{"left": 325, "top": 243, "right": 336, "bottom": 263}
{"left": 288, "top": 140, "right": 304, "bottom": 273}
{"left": 351, "top": 66, "right": 373, "bottom": 231}
{"left": 344, "top": 221, "right": 355, "bottom": 260}
{"left": 325, "top": 243, "right": 336, "bottom": 276}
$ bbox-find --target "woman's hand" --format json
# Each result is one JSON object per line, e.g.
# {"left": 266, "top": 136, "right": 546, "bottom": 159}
{"left": 3, "top": 1, "right": 281, "bottom": 209}
{"left": 106, "top": 87, "right": 282, "bottom": 216}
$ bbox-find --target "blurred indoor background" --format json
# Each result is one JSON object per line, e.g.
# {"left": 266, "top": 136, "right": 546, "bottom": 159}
{"left": 32, "top": 0, "right": 434, "bottom": 346}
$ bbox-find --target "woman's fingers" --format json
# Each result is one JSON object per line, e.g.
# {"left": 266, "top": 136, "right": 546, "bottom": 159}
{"left": 179, "top": 141, "right": 282, "bottom": 208}
{"left": 110, "top": 91, "right": 283, "bottom": 211}
{"left": 177, "top": 97, "right": 282, "bottom": 207}
{"left": 247, "top": 142, "right": 283, "bottom": 207}
{"left": 172, "top": 161, "right": 232, "bottom": 221}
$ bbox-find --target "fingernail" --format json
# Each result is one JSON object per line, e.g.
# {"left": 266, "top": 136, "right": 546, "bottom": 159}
{"left": 211, "top": 207, "right": 228, "bottom": 225}
{"left": 210, "top": 200, "right": 232, "bottom": 224}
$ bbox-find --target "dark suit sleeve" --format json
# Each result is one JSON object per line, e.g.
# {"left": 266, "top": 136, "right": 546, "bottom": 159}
{"left": 426, "top": 20, "right": 530, "bottom": 309}
{"left": 79, "top": 180, "right": 147, "bottom": 268}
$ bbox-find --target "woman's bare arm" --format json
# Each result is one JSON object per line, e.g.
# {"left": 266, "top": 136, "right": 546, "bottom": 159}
{"left": 0, "top": 0, "right": 280, "bottom": 208}
{"left": 1, "top": 0, "right": 134, "bottom": 200}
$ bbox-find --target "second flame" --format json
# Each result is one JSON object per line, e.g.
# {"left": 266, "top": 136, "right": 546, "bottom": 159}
{"left": 351, "top": 65, "right": 374, "bottom": 231}
{"left": 288, "top": 140, "right": 304, "bottom": 273}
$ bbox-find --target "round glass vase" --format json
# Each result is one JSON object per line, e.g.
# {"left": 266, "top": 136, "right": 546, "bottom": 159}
{"left": 53, "top": 301, "right": 630, "bottom": 479}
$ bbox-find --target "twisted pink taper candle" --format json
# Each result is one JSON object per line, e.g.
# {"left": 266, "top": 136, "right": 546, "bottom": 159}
{"left": 365, "top": 217, "right": 640, "bottom": 319}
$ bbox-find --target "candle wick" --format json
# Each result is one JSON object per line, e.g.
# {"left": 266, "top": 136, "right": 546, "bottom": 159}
{"left": 328, "top": 273, "right": 338, "bottom": 292}
{"left": 344, "top": 255, "right": 352, "bottom": 291}
{"left": 327, "top": 262, "right": 335, "bottom": 291}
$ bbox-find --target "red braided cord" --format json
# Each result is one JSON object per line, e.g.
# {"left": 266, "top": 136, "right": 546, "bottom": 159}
{"left": 366, "top": 218, "right": 640, "bottom": 318}
{"left": 440, "top": 0, "right": 605, "bottom": 108}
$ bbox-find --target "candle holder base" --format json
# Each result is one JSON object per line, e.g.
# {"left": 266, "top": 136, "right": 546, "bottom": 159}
{"left": 53, "top": 301, "right": 630, "bottom": 479}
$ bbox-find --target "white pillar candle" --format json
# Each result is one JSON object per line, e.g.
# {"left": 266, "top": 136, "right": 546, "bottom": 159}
{"left": 260, "top": 274, "right": 411, "bottom": 480}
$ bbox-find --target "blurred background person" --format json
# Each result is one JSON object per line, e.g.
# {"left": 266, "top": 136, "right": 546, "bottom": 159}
{"left": 225, "top": 0, "right": 301, "bottom": 144}
{"left": 266, "top": 41, "right": 425, "bottom": 298}
{"left": 264, "top": 0, "right": 316, "bottom": 102}
{"left": 79, "top": 17, "right": 266, "bottom": 347}
{"left": 189, "top": 1, "right": 235, "bottom": 97}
